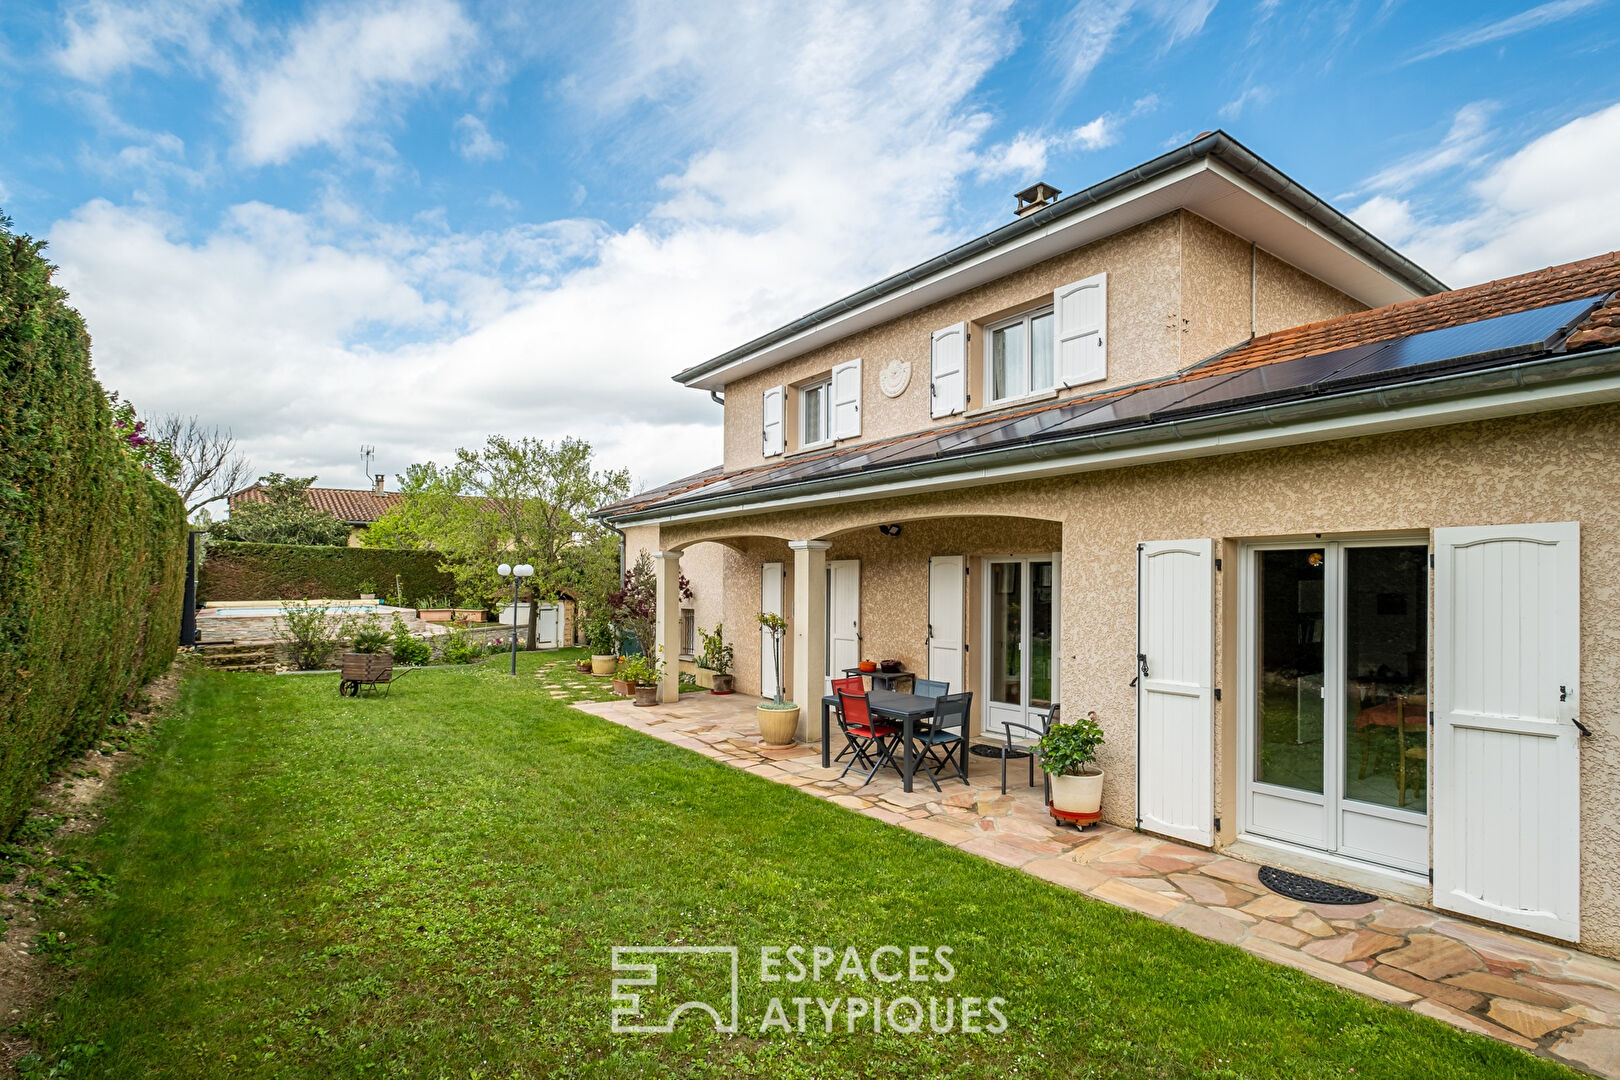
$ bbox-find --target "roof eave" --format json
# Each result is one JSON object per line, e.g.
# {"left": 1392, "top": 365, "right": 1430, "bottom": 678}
{"left": 672, "top": 131, "right": 1446, "bottom": 391}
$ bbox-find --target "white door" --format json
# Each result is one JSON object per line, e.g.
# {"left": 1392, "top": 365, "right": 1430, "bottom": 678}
{"left": 826, "top": 560, "right": 860, "bottom": 694}
{"left": 1433, "top": 523, "right": 1582, "bottom": 941}
{"left": 760, "top": 562, "right": 784, "bottom": 699}
{"left": 536, "top": 604, "right": 559, "bottom": 649}
{"left": 982, "top": 557, "right": 1059, "bottom": 738}
{"left": 1137, "top": 539, "right": 1215, "bottom": 846}
{"left": 927, "top": 557, "right": 966, "bottom": 694}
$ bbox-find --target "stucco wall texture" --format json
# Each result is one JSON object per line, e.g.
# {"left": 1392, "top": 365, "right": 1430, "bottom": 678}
{"left": 719, "top": 210, "right": 1362, "bottom": 472}
{"left": 646, "top": 404, "right": 1620, "bottom": 958}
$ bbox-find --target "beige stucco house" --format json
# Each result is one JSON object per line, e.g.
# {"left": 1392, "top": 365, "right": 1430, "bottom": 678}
{"left": 597, "top": 132, "right": 1620, "bottom": 957}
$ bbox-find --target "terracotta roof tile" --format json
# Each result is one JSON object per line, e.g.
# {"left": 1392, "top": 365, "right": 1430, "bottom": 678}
{"left": 600, "top": 252, "right": 1620, "bottom": 520}
{"left": 231, "top": 485, "right": 404, "bottom": 524}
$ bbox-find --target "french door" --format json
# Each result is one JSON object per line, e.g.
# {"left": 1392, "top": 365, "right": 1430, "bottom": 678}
{"left": 982, "top": 556, "right": 1059, "bottom": 738}
{"left": 1239, "top": 539, "right": 1430, "bottom": 874}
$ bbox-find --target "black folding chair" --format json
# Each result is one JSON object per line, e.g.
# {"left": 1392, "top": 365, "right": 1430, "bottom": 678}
{"left": 995, "top": 703, "right": 1060, "bottom": 797}
{"left": 913, "top": 678, "right": 949, "bottom": 698}
{"left": 915, "top": 691, "right": 971, "bottom": 790}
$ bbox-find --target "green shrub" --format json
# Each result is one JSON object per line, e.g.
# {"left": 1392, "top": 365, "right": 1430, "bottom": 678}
{"left": 1036, "top": 710, "right": 1106, "bottom": 776}
{"left": 441, "top": 627, "right": 482, "bottom": 665}
{"left": 586, "top": 615, "right": 616, "bottom": 656}
{"left": 198, "top": 541, "right": 454, "bottom": 604}
{"left": 275, "top": 604, "right": 347, "bottom": 670}
{"left": 349, "top": 616, "right": 389, "bottom": 655}
{"left": 618, "top": 653, "right": 663, "bottom": 687}
{"left": 697, "top": 623, "right": 733, "bottom": 675}
{"left": 388, "top": 616, "right": 432, "bottom": 666}
{"left": 0, "top": 214, "right": 186, "bottom": 834}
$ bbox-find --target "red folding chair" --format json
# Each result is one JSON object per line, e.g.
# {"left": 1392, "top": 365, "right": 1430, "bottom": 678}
{"left": 835, "top": 685, "right": 901, "bottom": 785}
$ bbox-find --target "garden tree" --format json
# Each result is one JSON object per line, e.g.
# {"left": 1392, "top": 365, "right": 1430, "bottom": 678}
{"left": 365, "top": 436, "right": 629, "bottom": 650}
{"left": 149, "top": 413, "right": 253, "bottom": 516}
{"left": 210, "top": 473, "right": 351, "bottom": 546}
{"left": 610, "top": 551, "right": 691, "bottom": 655}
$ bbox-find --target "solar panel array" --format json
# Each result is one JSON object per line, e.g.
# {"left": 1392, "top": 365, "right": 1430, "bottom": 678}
{"left": 671, "top": 293, "right": 1610, "bottom": 504}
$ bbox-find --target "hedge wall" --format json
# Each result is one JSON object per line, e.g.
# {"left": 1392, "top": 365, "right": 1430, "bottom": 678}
{"left": 0, "top": 219, "right": 187, "bottom": 834}
{"left": 199, "top": 541, "right": 457, "bottom": 604}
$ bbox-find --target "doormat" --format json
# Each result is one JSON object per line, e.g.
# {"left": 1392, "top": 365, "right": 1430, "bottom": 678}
{"left": 969, "top": 744, "right": 1030, "bottom": 760}
{"left": 1258, "top": 866, "right": 1378, "bottom": 906}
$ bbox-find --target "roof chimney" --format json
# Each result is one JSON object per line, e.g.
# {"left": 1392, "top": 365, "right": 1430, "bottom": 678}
{"left": 373, "top": 473, "right": 386, "bottom": 495}
{"left": 1014, "top": 181, "right": 1062, "bottom": 218}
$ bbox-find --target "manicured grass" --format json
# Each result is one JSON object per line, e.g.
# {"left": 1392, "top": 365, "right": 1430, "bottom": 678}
{"left": 21, "top": 650, "right": 1570, "bottom": 1078}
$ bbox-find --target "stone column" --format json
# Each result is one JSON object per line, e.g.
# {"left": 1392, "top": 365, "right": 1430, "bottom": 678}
{"left": 652, "top": 549, "right": 684, "bottom": 704}
{"left": 788, "top": 539, "right": 831, "bottom": 741}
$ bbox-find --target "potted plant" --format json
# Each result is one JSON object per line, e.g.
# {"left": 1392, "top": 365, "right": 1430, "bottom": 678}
{"left": 1036, "top": 710, "right": 1106, "bottom": 820}
{"left": 587, "top": 616, "right": 618, "bottom": 676}
{"left": 619, "top": 653, "right": 663, "bottom": 707}
{"left": 755, "top": 612, "right": 797, "bottom": 745}
{"left": 698, "top": 624, "right": 736, "bottom": 694}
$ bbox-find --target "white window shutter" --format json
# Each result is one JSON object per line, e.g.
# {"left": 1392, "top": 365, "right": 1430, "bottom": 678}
{"left": 761, "top": 385, "right": 784, "bottom": 457}
{"left": 930, "top": 323, "right": 966, "bottom": 418}
{"left": 831, "top": 359, "right": 861, "bottom": 439}
{"left": 1054, "top": 272, "right": 1106, "bottom": 387}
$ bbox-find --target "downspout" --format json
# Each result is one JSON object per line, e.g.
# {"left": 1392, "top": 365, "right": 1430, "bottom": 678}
{"left": 710, "top": 390, "right": 725, "bottom": 406}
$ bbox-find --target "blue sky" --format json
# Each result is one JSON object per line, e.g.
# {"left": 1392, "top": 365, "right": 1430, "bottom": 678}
{"left": 3, "top": 0, "right": 1619, "bottom": 493}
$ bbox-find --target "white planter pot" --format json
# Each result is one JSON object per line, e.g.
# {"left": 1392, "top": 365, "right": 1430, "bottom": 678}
{"left": 1050, "top": 767, "right": 1104, "bottom": 815}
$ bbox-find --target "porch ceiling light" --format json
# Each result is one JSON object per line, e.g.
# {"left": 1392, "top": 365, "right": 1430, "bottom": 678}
{"left": 879, "top": 524, "right": 903, "bottom": 537}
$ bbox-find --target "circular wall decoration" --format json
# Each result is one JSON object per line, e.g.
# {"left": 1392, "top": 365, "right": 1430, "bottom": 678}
{"left": 879, "top": 359, "right": 912, "bottom": 398}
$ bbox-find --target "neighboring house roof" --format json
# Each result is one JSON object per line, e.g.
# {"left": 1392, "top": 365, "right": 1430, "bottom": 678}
{"left": 675, "top": 130, "right": 1449, "bottom": 392}
{"left": 230, "top": 485, "right": 403, "bottom": 526}
{"left": 600, "top": 252, "right": 1620, "bottom": 524}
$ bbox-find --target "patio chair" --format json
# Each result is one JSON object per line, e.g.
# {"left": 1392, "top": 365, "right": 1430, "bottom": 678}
{"left": 995, "top": 703, "right": 1059, "bottom": 798}
{"left": 836, "top": 687, "right": 901, "bottom": 786}
{"left": 913, "top": 678, "right": 949, "bottom": 698}
{"left": 830, "top": 676, "right": 867, "bottom": 763}
{"left": 915, "top": 691, "right": 971, "bottom": 790}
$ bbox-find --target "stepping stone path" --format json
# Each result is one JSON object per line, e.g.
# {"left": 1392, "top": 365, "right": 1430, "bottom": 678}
{"left": 571, "top": 690, "right": 1620, "bottom": 1078}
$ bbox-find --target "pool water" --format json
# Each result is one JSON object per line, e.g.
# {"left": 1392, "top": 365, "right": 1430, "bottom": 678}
{"left": 205, "top": 604, "right": 389, "bottom": 617}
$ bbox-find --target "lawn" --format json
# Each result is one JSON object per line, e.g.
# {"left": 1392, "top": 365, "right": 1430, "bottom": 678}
{"left": 16, "top": 649, "right": 1570, "bottom": 1078}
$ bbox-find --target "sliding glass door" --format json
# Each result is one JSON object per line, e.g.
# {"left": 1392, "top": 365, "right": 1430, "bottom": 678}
{"left": 983, "top": 557, "right": 1057, "bottom": 738}
{"left": 1242, "top": 539, "right": 1429, "bottom": 874}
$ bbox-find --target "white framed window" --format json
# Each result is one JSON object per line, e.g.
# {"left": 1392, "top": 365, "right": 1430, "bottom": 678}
{"left": 680, "top": 609, "right": 696, "bottom": 658}
{"left": 800, "top": 378, "right": 832, "bottom": 447}
{"left": 987, "top": 306, "right": 1055, "bottom": 404}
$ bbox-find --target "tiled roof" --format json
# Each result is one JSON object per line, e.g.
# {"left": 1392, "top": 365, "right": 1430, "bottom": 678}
{"left": 231, "top": 485, "right": 403, "bottom": 524}
{"left": 599, "top": 251, "right": 1620, "bottom": 521}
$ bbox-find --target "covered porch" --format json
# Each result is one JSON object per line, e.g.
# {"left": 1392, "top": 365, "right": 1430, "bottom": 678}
{"left": 646, "top": 513, "right": 1064, "bottom": 751}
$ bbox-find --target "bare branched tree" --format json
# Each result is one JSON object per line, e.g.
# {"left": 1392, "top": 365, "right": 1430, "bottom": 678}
{"left": 150, "top": 414, "right": 254, "bottom": 515}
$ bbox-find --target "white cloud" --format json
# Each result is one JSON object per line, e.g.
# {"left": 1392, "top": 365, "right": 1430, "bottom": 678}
{"left": 1049, "top": 0, "right": 1218, "bottom": 98}
{"left": 978, "top": 112, "right": 1120, "bottom": 181}
{"left": 54, "top": 0, "right": 233, "bottom": 81}
{"left": 53, "top": 0, "right": 1024, "bottom": 490}
{"left": 454, "top": 114, "right": 506, "bottom": 162}
{"left": 1072, "top": 114, "right": 1118, "bottom": 149}
{"left": 234, "top": 0, "right": 478, "bottom": 165}
{"left": 1349, "top": 101, "right": 1620, "bottom": 286}
{"left": 1218, "top": 84, "right": 1270, "bottom": 121}
{"left": 1409, "top": 0, "right": 1606, "bottom": 63}
{"left": 1350, "top": 101, "right": 1496, "bottom": 196}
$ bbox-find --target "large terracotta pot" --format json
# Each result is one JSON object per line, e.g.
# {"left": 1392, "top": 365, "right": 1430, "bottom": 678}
{"left": 633, "top": 685, "right": 658, "bottom": 707}
{"left": 710, "top": 673, "right": 735, "bottom": 694}
{"left": 757, "top": 704, "right": 799, "bottom": 746}
{"left": 591, "top": 654, "right": 618, "bottom": 676}
{"left": 1050, "top": 767, "right": 1104, "bottom": 816}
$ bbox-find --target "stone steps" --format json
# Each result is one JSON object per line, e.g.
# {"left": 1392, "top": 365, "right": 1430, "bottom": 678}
{"left": 196, "top": 643, "right": 276, "bottom": 671}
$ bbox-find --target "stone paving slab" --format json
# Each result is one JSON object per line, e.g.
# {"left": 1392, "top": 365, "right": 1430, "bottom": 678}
{"left": 572, "top": 692, "right": 1620, "bottom": 1078}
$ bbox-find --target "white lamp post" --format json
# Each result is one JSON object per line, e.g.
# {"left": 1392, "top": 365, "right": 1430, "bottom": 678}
{"left": 496, "top": 562, "right": 534, "bottom": 675}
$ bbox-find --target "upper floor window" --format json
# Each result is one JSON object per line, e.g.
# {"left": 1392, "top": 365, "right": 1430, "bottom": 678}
{"left": 801, "top": 377, "right": 832, "bottom": 447}
{"left": 988, "top": 307, "right": 1055, "bottom": 403}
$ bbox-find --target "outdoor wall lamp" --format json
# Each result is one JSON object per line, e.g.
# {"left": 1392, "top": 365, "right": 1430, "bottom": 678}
{"left": 496, "top": 562, "right": 534, "bottom": 675}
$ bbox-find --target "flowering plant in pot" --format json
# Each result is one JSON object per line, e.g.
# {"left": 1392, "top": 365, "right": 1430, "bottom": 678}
{"left": 697, "top": 624, "right": 736, "bottom": 693}
{"left": 754, "top": 612, "right": 797, "bottom": 745}
{"left": 619, "top": 653, "right": 664, "bottom": 707}
{"left": 1036, "top": 710, "right": 1106, "bottom": 819}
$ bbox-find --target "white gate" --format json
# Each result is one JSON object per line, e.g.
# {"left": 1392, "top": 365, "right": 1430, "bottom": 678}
{"left": 1137, "top": 539, "right": 1215, "bottom": 846}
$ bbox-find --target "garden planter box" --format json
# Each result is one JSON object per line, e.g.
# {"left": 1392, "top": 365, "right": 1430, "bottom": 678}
{"left": 419, "top": 608, "right": 486, "bottom": 624}
{"left": 612, "top": 677, "right": 634, "bottom": 697}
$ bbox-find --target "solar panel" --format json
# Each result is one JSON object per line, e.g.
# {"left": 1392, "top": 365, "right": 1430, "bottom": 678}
{"left": 1323, "top": 295, "right": 1605, "bottom": 389}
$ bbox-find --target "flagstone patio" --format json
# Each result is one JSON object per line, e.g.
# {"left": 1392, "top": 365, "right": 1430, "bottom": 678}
{"left": 572, "top": 689, "right": 1620, "bottom": 1078}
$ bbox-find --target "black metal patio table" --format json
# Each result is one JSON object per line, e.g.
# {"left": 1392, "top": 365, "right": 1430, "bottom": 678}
{"left": 820, "top": 689, "right": 958, "bottom": 792}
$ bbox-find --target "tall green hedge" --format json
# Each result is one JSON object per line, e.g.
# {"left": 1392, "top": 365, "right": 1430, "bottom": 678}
{"left": 0, "top": 218, "right": 187, "bottom": 834}
{"left": 199, "top": 541, "right": 457, "bottom": 604}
